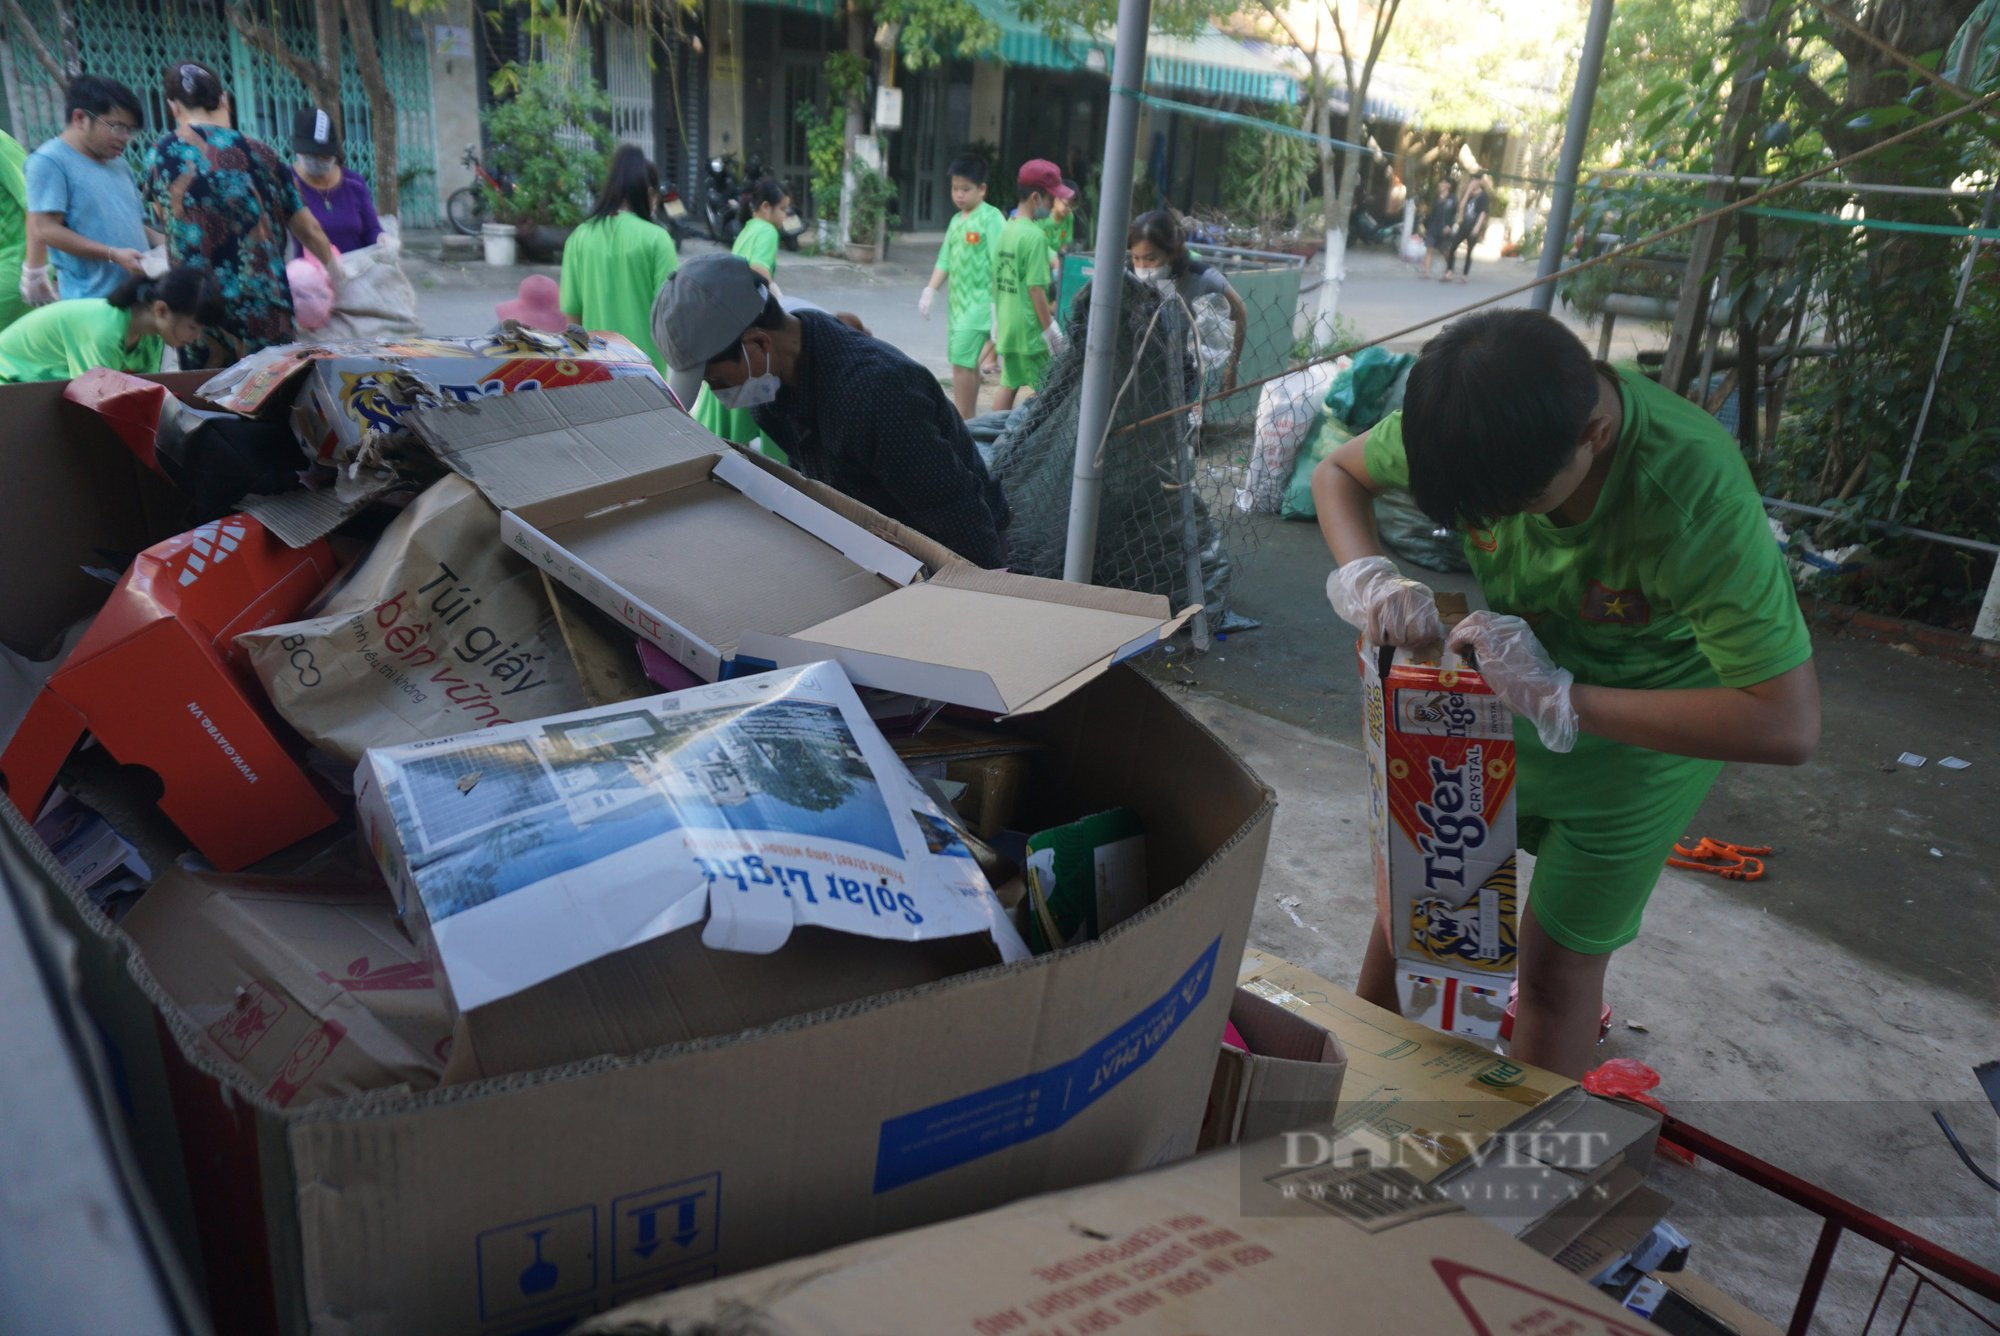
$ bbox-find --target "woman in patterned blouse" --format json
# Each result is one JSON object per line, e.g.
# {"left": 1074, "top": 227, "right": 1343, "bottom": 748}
{"left": 141, "top": 61, "right": 338, "bottom": 370}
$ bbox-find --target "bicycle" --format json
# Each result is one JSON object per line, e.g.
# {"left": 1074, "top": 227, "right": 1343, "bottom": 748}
{"left": 445, "top": 145, "right": 512, "bottom": 236}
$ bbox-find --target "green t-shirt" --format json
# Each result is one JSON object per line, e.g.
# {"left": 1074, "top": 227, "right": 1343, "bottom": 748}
{"left": 1363, "top": 365, "right": 1811, "bottom": 694}
{"left": 733, "top": 216, "right": 781, "bottom": 276}
{"left": 936, "top": 201, "right": 1004, "bottom": 334}
{"left": 1038, "top": 209, "right": 1074, "bottom": 255}
{"left": 993, "top": 215, "right": 1052, "bottom": 356}
{"left": 0, "top": 297, "right": 161, "bottom": 384}
{"left": 558, "top": 211, "right": 680, "bottom": 375}
{"left": 0, "top": 131, "right": 27, "bottom": 333}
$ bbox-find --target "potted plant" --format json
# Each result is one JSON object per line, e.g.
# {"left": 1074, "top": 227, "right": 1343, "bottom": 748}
{"left": 843, "top": 159, "right": 898, "bottom": 264}
{"left": 480, "top": 61, "right": 612, "bottom": 264}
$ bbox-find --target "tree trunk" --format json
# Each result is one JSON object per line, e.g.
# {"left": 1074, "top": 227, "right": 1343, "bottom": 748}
{"left": 838, "top": 4, "right": 868, "bottom": 234}
{"left": 1315, "top": 102, "right": 1365, "bottom": 343}
{"left": 343, "top": 0, "right": 398, "bottom": 216}
{"left": 4, "top": 0, "right": 68, "bottom": 85}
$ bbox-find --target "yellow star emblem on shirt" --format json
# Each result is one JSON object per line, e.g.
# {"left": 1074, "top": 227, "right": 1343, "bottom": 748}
{"left": 1602, "top": 594, "right": 1630, "bottom": 620}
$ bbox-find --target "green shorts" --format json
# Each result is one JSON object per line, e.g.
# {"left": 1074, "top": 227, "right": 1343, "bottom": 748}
{"left": 1516, "top": 725, "right": 1724, "bottom": 955}
{"left": 1000, "top": 346, "right": 1049, "bottom": 391}
{"left": 948, "top": 325, "right": 989, "bottom": 370}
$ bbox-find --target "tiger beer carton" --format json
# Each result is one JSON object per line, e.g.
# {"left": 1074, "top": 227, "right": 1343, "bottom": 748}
{"left": 1359, "top": 611, "right": 1520, "bottom": 1040}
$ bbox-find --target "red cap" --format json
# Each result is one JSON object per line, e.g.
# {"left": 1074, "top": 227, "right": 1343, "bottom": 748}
{"left": 1017, "top": 159, "right": 1074, "bottom": 200}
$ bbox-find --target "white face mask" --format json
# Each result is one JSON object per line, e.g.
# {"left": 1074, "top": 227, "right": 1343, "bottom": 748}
{"left": 713, "top": 340, "right": 780, "bottom": 409}
{"left": 1133, "top": 265, "right": 1171, "bottom": 286}
{"left": 298, "top": 155, "right": 336, "bottom": 178}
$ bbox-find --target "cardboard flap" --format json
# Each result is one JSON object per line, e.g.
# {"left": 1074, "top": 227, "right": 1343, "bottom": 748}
{"left": 411, "top": 380, "right": 718, "bottom": 510}
{"left": 713, "top": 450, "right": 923, "bottom": 586}
{"left": 1229, "top": 987, "right": 1342, "bottom": 1066}
{"left": 737, "top": 579, "right": 1191, "bottom": 717}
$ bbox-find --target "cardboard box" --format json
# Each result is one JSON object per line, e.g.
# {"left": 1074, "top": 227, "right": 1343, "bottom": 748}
{"left": 0, "top": 514, "right": 340, "bottom": 870}
{"left": 42, "top": 666, "right": 1273, "bottom": 1335}
{"left": 1359, "top": 640, "right": 1521, "bottom": 1038}
{"left": 200, "top": 329, "right": 665, "bottom": 469}
{"left": 120, "top": 864, "right": 452, "bottom": 1105}
{"left": 1239, "top": 948, "right": 1572, "bottom": 1181}
{"left": 1199, "top": 986, "right": 1347, "bottom": 1150}
{"left": 1234, "top": 950, "right": 1659, "bottom": 1241}
{"left": 354, "top": 660, "right": 1031, "bottom": 1069}
{"left": 411, "top": 381, "right": 1195, "bottom": 714}
{"left": 573, "top": 1134, "right": 1662, "bottom": 1335}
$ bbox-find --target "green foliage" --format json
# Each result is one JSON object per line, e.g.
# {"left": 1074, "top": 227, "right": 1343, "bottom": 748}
{"left": 871, "top": 0, "right": 1000, "bottom": 71}
{"left": 1225, "top": 104, "right": 1315, "bottom": 240}
{"left": 1291, "top": 312, "right": 1362, "bottom": 364}
{"left": 481, "top": 61, "right": 612, "bottom": 228}
{"left": 796, "top": 102, "right": 846, "bottom": 221}
{"left": 846, "top": 157, "right": 900, "bottom": 246}
{"left": 825, "top": 52, "right": 868, "bottom": 108}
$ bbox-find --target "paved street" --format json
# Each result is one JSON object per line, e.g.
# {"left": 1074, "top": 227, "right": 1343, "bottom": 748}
{"left": 402, "top": 228, "right": 2000, "bottom": 1331}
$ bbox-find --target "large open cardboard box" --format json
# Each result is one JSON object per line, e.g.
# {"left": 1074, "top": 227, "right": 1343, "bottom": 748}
{"left": 0, "top": 375, "right": 1277, "bottom": 1336}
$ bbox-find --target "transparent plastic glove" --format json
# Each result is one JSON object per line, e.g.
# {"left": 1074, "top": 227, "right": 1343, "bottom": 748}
{"left": 918, "top": 286, "right": 934, "bottom": 318}
{"left": 1448, "top": 610, "right": 1578, "bottom": 753}
{"left": 19, "top": 265, "right": 55, "bottom": 307}
{"left": 1042, "top": 321, "right": 1064, "bottom": 356}
{"left": 1324, "top": 555, "right": 1445, "bottom": 654}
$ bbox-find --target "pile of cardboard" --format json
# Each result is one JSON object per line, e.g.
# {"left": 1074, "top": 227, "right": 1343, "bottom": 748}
{"left": 0, "top": 367, "right": 1283, "bottom": 1334}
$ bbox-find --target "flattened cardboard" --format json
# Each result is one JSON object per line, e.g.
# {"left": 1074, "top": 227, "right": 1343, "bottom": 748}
{"left": 415, "top": 381, "right": 1189, "bottom": 716}
{"left": 574, "top": 1135, "right": 1659, "bottom": 1336}
{"left": 1239, "top": 948, "right": 1573, "bottom": 1182}
{"left": 1200, "top": 986, "right": 1348, "bottom": 1150}
{"left": 120, "top": 865, "right": 450, "bottom": 1105}
{"left": 77, "top": 667, "right": 1274, "bottom": 1335}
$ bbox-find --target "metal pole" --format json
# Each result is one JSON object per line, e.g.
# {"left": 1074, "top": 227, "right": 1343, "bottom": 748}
{"left": 1532, "top": 0, "right": 1616, "bottom": 313}
{"left": 1062, "top": 0, "right": 1151, "bottom": 583}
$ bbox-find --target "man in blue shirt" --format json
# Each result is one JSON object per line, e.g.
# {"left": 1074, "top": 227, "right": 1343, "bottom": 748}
{"left": 24, "top": 75, "right": 150, "bottom": 304}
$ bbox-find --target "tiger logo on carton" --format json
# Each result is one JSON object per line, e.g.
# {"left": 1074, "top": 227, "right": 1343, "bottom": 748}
{"left": 1409, "top": 853, "right": 1518, "bottom": 969}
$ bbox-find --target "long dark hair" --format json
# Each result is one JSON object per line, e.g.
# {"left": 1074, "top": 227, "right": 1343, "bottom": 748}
{"left": 1127, "top": 210, "right": 1190, "bottom": 276}
{"left": 587, "top": 145, "right": 659, "bottom": 224}
{"left": 108, "top": 265, "right": 224, "bottom": 323}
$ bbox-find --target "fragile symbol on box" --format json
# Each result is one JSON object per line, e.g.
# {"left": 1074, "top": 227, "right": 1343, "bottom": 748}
{"left": 476, "top": 1206, "right": 598, "bottom": 1323}
{"left": 612, "top": 1173, "right": 721, "bottom": 1282}
{"left": 208, "top": 981, "right": 287, "bottom": 1059}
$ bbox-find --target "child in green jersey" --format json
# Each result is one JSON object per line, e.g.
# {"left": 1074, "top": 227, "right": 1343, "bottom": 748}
{"left": 1315, "top": 309, "right": 1821, "bottom": 1078}
{"left": 919, "top": 154, "right": 1004, "bottom": 419}
{"left": 991, "top": 159, "right": 1070, "bottom": 412}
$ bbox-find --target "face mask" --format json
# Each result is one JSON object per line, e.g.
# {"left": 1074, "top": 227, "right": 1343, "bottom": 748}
{"left": 1033, "top": 205, "right": 1052, "bottom": 220}
{"left": 1133, "top": 265, "right": 1170, "bottom": 285}
{"left": 714, "top": 341, "right": 780, "bottom": 409}
{"left": 298, "top": 155, "right": 335, "bottom": 177}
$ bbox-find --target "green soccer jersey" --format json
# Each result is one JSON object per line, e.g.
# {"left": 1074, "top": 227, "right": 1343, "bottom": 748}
{"left": 992, "top": 215, "right": 1052, "bottom": 356}
{"left": 0, "top": 297, "right": 160, "bottom": 384}
{"left": 558, "top": 210, "right": 680, "bottom": 375}
{"left": 0, "top": 131, "right": 27, "bottom": 333}
{"left": 937, "top": 201, "right": 1004, "bottom": 333}
{"left": 733, "top": 216, "right": 781, "bottom": 276}
{"left": 1363, "top": 364, "right": 1810, "bottom": 694}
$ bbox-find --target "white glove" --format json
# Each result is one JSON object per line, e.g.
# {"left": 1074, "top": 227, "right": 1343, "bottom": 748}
{"left": 1448, "top": 611, "right": 1578, "bottom": 753}
{"left": 1042, "top": 321, "right": 1064, "bottom": 355}
{"left": 1325, "top": 555, "right": 1445, "bottom": 654}
{"left": 918, "top": 287, "right": 935, "bottom": 319}
{"left": 19, "top": 265, "right": 55, "bottom": 307}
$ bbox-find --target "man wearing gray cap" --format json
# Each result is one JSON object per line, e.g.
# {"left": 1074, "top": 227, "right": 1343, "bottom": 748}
{"left": 654, "top": 253, "right": 1008, "bottom": 568}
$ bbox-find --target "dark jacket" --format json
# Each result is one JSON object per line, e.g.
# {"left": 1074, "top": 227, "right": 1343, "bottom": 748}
{"left": 756, "top": 309, "right": 1010, "bottom": 568}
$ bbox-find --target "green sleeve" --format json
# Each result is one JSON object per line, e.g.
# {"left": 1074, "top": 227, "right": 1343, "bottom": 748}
{"left": 653, "top": 227, "right": 680, "bottom": 290}
{"left": 1652, "top": 493, "right": 1813, "bottom": 688}
{"left": 1021, "top": 227, "right": 1050, "bottom": 290}
{"left": 558, "top": 245, "right": 581, "bottom": 318}
{"left": 935, "top": 232, "right": 954, "bottom": 274}
{"left": 1360, "top": 410, "right": 1410, "bottom": 488}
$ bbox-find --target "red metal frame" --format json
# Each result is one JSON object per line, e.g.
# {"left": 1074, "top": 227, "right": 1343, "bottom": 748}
{"left": 1659, "top": 1115, "right": 2000, "bottom": 1335}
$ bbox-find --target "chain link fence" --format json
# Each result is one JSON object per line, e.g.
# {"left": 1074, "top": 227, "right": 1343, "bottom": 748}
{"left": 971, "top": 243, "right": 1310, "bottom": 647}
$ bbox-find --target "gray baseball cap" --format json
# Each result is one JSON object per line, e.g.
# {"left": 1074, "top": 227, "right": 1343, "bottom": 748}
{"left": 651, "top": 253, "right": 772, "bottom": 408}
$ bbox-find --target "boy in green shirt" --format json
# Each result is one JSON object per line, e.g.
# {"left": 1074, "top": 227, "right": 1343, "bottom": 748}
{"left": 990, "top": 159, "right": 1069, "bottom": 412}
{"left": 919, "top": 154, "right": 1004, "bottom": 418}
{"left": 1314, "top": 309, "right": 1820, "bottom": 1078}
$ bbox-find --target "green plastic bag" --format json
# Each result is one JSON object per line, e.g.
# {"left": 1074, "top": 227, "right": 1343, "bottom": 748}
{"left": 1279, "top": 412, "right": 1349, "bottom": 520}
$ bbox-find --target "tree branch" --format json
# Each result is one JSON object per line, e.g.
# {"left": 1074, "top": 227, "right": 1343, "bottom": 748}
{"left": 343, "top": 0, "right": 400, "bottom": 214}
{"left": 227, "top": 2, "right": 332, "bottom": 98}
{"left": 3, "top": 0, "right": 67, "bottom": 86}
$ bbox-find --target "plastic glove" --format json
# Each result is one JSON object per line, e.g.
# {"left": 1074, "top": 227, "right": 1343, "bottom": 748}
{"left": 1324, "top": 555, "right": 1445, "bottom": 654}
{"left": 19, "top": 265, "right": 55, "bottom": 307}
{"left": 1042, "top": 322, "right": 1064, "bottom": 356}
{"left": 918, "top": 286, "right": 935, "bottom": 319}
{"left": 1448, "top": 610, "right": 1578, "bottom": 753}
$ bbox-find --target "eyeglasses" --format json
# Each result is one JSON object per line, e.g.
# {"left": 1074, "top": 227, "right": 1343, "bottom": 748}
{"left": 86, "top": 112, "right": 140, "bottom": 138}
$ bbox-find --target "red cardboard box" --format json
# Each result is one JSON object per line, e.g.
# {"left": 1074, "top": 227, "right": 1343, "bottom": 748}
{"left": 0, "top": 514, "right": 339, "bottom": 870}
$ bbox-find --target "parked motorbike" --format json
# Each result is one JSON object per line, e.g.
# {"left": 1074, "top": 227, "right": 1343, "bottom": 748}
{"left": 703, "top": 154, "right": 746, "bottom": 245}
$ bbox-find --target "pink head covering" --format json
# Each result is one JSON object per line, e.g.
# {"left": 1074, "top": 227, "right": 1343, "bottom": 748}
{"left": 495, "top": 274, "right": 569, "bottom": 332}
